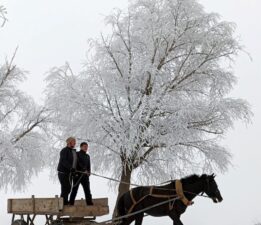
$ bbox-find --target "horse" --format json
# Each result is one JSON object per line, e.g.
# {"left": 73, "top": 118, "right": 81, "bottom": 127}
{"left": 116, "top": 174, "right": 223, "bottom": 225}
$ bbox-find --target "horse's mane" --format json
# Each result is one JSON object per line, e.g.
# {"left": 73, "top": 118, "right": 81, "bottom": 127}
{"left": 180, "top": 174, "right": 202, "bottom": 185}
{"left": 165, "top": 174, "right": 207, "bottom": 187}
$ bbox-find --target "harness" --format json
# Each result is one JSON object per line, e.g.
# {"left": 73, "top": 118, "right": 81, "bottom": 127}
{"left": 175, "top": 180, "right": 190, "bottom": 206}
{"left": 127, "top": 180, "right": 187, "bottom": 214}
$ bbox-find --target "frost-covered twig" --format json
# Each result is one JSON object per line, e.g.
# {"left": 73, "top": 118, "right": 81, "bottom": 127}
{"left": 0, "top": 5, "right": 7, "bottom": 27}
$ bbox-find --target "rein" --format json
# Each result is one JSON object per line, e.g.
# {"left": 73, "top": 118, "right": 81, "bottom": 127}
{"left": 75, "top": 170, "right": 210, "bottom": 198}
{"left": 68, "top": 172, "right": 85, "bottom": 193}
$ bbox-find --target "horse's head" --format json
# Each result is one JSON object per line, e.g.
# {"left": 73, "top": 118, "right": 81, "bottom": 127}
{"left": 201, "top": 174, "right": 223, "bottom": 203}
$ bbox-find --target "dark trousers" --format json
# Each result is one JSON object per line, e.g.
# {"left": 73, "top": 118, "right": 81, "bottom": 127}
{"left": 58, "top": 173, "right": 71, "bottom": 205}
{"left": 69, "top": 174, "right": 92, "bottom": 205}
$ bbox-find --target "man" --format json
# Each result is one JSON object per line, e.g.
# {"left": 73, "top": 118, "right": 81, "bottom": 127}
{"left": 69, "top": 142, "right": 93, "bottom": 206}
{"left": 57, "top": 137, "right": 77, "bottom": 205}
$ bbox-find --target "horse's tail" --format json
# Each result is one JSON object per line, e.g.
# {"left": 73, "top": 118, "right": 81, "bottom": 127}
{"left": 117, "top": 194, "right": 126, "bottom": 217}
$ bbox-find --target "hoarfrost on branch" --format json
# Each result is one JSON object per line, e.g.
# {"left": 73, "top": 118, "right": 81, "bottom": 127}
{"left": 45, "top": 0, "right": 251, "bottom": 193}
{"left": 0, "top": 5, "right": 50, "bottom": 190}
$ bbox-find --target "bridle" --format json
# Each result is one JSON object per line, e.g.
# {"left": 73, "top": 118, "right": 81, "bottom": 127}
{"left": 201, "top": 177, "right": 220, "bottom": 200}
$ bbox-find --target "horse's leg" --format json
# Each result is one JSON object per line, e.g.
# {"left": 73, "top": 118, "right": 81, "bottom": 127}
{"left": 169, "top": 211, "right": 183, "bottom": 225}
{"left": 119, "top": 216, "right": 136, "bottom": 225}
{"left": 134, "top": 213, "right": 144, "bottom": 225}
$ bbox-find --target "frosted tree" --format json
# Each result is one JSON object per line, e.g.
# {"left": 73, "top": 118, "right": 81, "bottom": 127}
{"left": 0, "top": 5, "right": 50, "bottom": 190}
{"left": 0, "top": 53, "right": 51, "bottom": 190}
{"left": 45, "top": 0, "right": 251, "bottom": 207}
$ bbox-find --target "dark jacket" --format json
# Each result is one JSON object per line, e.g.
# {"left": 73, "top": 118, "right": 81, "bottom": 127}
{"left": 77, "top": 150, "right": 91, "bottom": 173}
{"left": 57, "top": 146, "right": 77, "bottom": 174}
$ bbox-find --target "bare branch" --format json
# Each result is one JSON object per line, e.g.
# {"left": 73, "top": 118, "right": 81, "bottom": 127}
{"left": 12, "top": 108, "right": 50, "bottom": 143}
{"left": 101, "top": 34, "right": 124, "bottom": 78}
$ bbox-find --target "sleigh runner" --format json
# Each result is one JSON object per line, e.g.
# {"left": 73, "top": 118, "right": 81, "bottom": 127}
{"left": 7, "top": 195, "right": 109, "bottom": 225}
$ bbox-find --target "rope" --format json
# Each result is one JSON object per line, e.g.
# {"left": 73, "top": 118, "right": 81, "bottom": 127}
{"left": 69, "top": 172, "right": 84, "bottom": 194}
{"left": 76, "top": 170, "right": 210, "bottom": 198}
{"left": 90, "top": 171, "right": 141, "bottom": 187}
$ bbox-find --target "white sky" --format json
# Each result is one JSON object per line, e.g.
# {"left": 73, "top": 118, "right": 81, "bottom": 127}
{"left": 0, "top": 0, "right": 261, "bottom": 224}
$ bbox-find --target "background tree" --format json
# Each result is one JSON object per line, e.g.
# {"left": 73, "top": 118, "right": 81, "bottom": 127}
{"left": 45, "top": 0, "right": 251, "bottom": 212}
{"left": 0, "top": 5, "right": 50, "bottom": 190}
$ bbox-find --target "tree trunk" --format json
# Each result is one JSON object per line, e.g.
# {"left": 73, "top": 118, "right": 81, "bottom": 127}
{"left": 112, "top": 167, "right": 132, "bottom": 218}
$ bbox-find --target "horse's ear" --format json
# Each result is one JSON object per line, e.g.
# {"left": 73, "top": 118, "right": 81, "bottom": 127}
{"left": 211, "top": 173, "right": 216, "bottom": 178}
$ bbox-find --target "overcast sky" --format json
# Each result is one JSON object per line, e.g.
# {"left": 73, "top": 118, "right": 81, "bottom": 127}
{"left": 0, "top": 0, "right": 261, "bottom": 225}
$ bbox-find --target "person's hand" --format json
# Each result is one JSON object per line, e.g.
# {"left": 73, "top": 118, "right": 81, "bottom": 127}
{"left": 187, "top": 201, "right": 194, "bottom": 206}
{"left": 84, "top": 170, "right": 90, "bottom": 176}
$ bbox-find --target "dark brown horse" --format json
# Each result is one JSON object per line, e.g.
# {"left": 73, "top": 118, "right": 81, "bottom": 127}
{"left": 116, "top": 174, "right": 223, "bottom": 225}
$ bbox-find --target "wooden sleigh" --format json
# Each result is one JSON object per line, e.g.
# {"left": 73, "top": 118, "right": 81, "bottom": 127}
{"left": 7, "top": 195, "right": 109, "bottom": 225}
